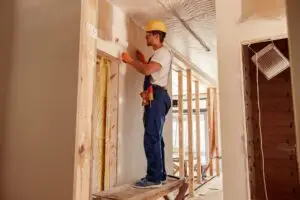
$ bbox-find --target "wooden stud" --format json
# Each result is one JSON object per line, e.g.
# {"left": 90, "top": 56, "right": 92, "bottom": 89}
{"left": 103, "top": 59, "right": 120, "bottom": 189}
{"left": 195, "top": 80, "right": 202, "bottom": 184}
{"left": 213, "top": 88, "right": 220, "bottom": 176}
{"left": 105, "top": 61, "right": 119, "bottom": 188}
{"left": 186, "top": 69, "right": 194, "bottom": 197}
{"left": 104, "top": 59, "right": 111, "bottom": 189}
{"left": 178, "top": 71, "right": 184, "bottom": 178}
{"left": 207, "top": 88, "right": 214, "bottom": 176}
{"left": 74, "top": 0, "right": 99, "bottom": 199}
{"left": 97, "top": 57, "right": 109, "bottom": 191}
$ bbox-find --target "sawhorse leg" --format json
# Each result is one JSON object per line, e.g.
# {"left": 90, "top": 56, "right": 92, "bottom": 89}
{"left": 175, "top": 182, "right": 188, "bottom": 200}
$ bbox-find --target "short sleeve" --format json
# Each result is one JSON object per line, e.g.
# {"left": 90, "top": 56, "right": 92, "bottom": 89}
{"left": 150, "top": 48, "right": 171, "bottom": 69}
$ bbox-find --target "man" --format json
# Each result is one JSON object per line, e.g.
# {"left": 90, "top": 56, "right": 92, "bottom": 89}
{"left": 121, "top": 19, "right": 172, "bottom": 188}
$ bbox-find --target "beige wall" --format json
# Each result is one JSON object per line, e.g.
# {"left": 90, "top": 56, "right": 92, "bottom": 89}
{"left": 286, "top": 0, "right": 300, "bottom": 180}
{"left": 97, "top": 1, "right": 173, "bottom": 186}
{"left": 215, "top": 0, "right": 288, "bottom": 199}
{"left": 0, "top": 0, "right": 81, "bottom": 200}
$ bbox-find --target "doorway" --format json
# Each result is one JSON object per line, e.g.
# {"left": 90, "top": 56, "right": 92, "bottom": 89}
{"left": 242, "top": 38, "right": 300, "bottom": 200}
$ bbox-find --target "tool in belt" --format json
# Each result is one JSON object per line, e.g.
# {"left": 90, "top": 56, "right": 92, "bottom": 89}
{"left": 140, "top": 76, "right": 154, "bottom": 106}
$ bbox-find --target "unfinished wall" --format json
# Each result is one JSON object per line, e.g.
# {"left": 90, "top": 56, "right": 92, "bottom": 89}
{"left": 98, "top": 0, "right": 173, "bottom": 185}
{"left": 286, "top": 0, "right": 300, "bottom": 180}
{"left": 215, "top": 0, "right": 288, "bottom": 199}
{"left": 0, "top": 0, "right": 80, "bottom": 200}
{"left": 245, "top": 39, "right": 300, "bottom": 200}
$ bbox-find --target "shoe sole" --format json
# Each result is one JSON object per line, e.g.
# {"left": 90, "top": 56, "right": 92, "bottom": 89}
{"left": 133, "top": 184, "right": 162, "bottom": 189}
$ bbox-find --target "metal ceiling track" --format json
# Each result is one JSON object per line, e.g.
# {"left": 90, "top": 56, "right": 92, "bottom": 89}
{"left": 156, "top": 0, "right": 211, "bottom": 52}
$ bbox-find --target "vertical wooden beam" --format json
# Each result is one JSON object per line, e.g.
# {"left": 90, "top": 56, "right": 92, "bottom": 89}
{"left": 195, "top": 80, "right": 202, "bottom": 183}
{"left": 207, "top": 88, "right": 214, "bottom": 176}
{"left": 213, "top": 88, "right": 220, "bottom": 176}
{"left": 105, "top": 61, "right": 119, "bottom": 188}
{"left": 74, "top": 0, "right": 99, "bottom": 199}
{"left": 178, "top": 71, "right": 184, "bottom": 178}
{"left": 97, "top": 57, "right": 108, "bottom": 191}
{"left": 104, "top": 60, "right": 111, "bottom": 190}
{"left": 186, "top": 69, "right": 194, "bottom": 197}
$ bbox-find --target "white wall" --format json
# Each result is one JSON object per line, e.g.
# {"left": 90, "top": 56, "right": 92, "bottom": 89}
{"left": 286, "top": 0, "right": 300, "bottom": 180}
{"left": 98, "top": 0, "right": 173, "bottom": 185}
{"left": 215, "top": 0, "right": 287, "bottom": 199}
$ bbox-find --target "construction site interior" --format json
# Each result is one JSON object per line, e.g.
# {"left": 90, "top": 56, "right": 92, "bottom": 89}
{"left": 1, "top": 0, "right": 300, "bottom": 200}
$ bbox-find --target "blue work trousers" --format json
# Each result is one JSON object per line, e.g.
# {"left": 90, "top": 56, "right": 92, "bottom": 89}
{"left": 143, "top": 85, "right": 171, "bottom": 182}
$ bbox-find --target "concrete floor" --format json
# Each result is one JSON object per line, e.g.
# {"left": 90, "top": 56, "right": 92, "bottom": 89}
{"left": 190, "top": 176, "right": 223, "bottom": 200}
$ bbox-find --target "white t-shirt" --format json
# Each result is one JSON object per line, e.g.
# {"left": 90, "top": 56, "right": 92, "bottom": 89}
{"left": 150, "top": 46, "right": 172, "bottom": 87}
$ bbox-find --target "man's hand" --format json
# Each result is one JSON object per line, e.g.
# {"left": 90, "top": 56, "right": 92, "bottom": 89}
{"left": 136, "top": 49, "right": 147, "bottom": 64}
{"left": 121, "top": 52, "right": 134, "bottom": 64}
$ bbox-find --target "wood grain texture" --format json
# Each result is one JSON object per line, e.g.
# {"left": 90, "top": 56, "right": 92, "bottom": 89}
{"left": 206, "top": 88, "right": 213, "bottom": 176}
{"left": 213, "top": 88, "right": 220, "bottom": 176}
{"left": 92, "top": 178, "right": 185, "bottom": 200}
{"left": 195, "top": 80, "right": 202, "bottom": 183}
{"left": 74, "top": 0, "right": 99, "bottom": 199}
{"left": 178, "top": 71, "right": 184, "bottom": 178}
{"left": 186, "top": 69, "right": 194, "bottom": 197}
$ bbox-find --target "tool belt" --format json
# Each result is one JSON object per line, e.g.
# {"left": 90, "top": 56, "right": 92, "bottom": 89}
{"left": 140, "top": 85, "right": 154, "bottom": 106}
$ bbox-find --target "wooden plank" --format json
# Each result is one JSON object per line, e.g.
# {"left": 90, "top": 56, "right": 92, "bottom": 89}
{"left": 213, "top": 88, "right": 220, "bottom": 176}
{"left": 207, "top": 88, "right": 213, "bottom": 176}
{"left": 73, "top": 0, "right": 99, "bottom": 199}
{"left": 195, "top": 80, "right": 202, "bottom": 183}
{"left": 104, "top": 59, "right": 111, "bottom": 190}
{"left": 109, "top": 61, "right": 119, "bottom": 187}
{"left": 177, "top": 71, "right": 184, "bottom": 178}
{"left": 93, "top": 178, "right": 185, "bottom": 200}
{"left": 95, "top": 57, "right": 109, "bottom": 191}
{"left": 103, "top": 60, "right": 119, "bottom": 189}
{"left": 186, "top": 69, "right": 194, "bottom": 197}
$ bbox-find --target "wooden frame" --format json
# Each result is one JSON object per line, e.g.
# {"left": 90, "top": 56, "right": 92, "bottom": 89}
{"left": 195, "top": 80, "right": 202, "bottom": 183}
{"left": 101, "top": 57, "right": 119, "bottom": 189}
{"left": 213, "top": 88, "right": 220, "bottom": 176}
{"left": 207, "top": 88, "right": 214, "bottom": 176}
{"left": 178, "top": 71, "right": 184, "bottom": 178}
{"left": 73, "top": 0, "right": 99, "bottom": 199}
{"left": 186, "top": 69, "right": 194, "bottom": 197}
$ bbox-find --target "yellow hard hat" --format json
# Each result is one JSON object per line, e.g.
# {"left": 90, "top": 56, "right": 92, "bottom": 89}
{"left": 145, "top": 20, "right": 167, "bottom": 33}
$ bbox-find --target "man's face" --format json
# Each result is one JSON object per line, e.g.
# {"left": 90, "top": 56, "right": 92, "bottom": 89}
{"left": 145, "top": 32, "right": 158, "bottom": 46}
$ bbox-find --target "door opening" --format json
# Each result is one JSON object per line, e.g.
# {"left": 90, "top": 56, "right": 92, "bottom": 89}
{"left": 242, "top": 38, "right": 300, "bottom": 200}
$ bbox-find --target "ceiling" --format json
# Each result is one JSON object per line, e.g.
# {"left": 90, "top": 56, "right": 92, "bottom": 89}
{"left": 108, "top": 0, "right": 218, "bottom": 85}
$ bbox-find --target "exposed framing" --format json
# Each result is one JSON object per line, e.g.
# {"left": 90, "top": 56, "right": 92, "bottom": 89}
{"left": 178, "top": 71, "right": 184, "bottom": 178}
{"left": 207, "top": 88, "right": 214, "bottom": 176}
{"left": 186, "top": 69, "right": 194, "bottom": 197}
{"left": 73, "top": 0, "right": 99, "bottom": 199}
{"left": 195, "top": 80, "right": 202, "bottom": 183}
{"left": 213, "top": 88, "right": 220, "bottom": 176}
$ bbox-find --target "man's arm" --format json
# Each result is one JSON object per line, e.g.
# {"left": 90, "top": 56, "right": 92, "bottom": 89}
{"left": 129, "top": 60, "right": 161, "bottom": 75}
{"left": 121, "top": 52, "right": 161, "bottom": 75}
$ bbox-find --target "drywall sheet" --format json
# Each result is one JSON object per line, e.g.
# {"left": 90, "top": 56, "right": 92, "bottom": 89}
{"left": 98, "top": 0, "right": 173, "bottom": 186}
{"left": 0, "top": 0, "right": 81, "bottom": 199}
{"left": 241, "top": 0, "right": 286, "bottom": 21}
